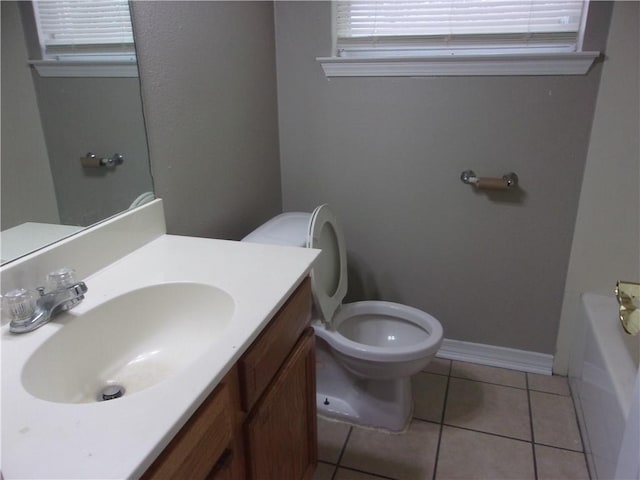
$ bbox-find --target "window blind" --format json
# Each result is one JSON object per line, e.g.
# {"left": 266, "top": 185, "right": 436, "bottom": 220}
{"left": 335, "top": 0, "right": 589, "bottom": 57}
{"left": 33, "top": 0, "right": 135, "bottom": 59}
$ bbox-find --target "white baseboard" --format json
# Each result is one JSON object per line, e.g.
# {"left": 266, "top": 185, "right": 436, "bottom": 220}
{"left": 436, "top": 338, "right": 554, "bottom": 375}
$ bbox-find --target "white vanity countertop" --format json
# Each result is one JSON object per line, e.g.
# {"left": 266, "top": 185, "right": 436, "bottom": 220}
{"left": 1, "top": 234, "right": 319, "bottom": 479}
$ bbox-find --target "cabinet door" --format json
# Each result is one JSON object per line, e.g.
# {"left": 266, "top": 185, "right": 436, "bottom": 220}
{"left": 142, "top": 379, "right": 233, "bottom": 480}
{"left": 239, "top": 279, "right": 311, "bottom": 412}
{"left": 143, "top": 367, "right": 244, "bottom": 480}
{"left": 207, "top": 450, "right": 234, "bottom": 480}
{"left": 245, "top": 328, "right": 317, "bottom": 480}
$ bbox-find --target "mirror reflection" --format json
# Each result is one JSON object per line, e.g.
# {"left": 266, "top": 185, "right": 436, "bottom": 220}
{"left": 0, "top": 1, "right": 154, "bottom": 265}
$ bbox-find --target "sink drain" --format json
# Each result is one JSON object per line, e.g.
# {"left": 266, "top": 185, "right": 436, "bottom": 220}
{"left": 97, "top": 384, "right": 125, "bottom": 402}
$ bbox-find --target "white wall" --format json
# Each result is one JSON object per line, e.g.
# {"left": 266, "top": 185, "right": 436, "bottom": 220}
{"left": 555, "top": 1, "right": 640, "bottom": 374}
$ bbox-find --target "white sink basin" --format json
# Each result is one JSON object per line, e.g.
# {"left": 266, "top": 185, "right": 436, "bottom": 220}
{"left": 21, "top": 282, "right": 234, "bottom": 403}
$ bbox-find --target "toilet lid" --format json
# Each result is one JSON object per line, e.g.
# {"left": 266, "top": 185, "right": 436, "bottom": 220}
{"left": 307, "top": 204, "right": 348, "bottom": 326}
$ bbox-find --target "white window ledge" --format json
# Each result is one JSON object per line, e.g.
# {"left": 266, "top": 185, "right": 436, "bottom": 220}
{"left": 317, "top": 52, "right": 600, "bottom": 77}
{"left": 29, "top": 60, "right": 139, "bottom": 78}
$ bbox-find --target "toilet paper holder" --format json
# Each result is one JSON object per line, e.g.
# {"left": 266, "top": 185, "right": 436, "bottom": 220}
{"left": 80, "top": 152, "right": 124, "bottom": 168}
{"left": 460, "top": 170, "right": 519, "bottom": 190}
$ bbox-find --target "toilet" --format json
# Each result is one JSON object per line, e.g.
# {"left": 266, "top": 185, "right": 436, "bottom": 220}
{"left": 242, "top": 205, "right": 443, "bottom": 431}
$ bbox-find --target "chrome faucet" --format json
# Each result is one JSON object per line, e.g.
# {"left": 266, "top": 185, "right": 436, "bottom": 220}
{"left": 3, "top": 268, "right": 88, "bottom": 334}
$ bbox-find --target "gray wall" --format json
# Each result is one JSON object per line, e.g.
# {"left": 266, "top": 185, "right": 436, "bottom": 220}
{"left": 131, "top": 1, "right": 282, "bottom": 240}
{"left": 2, "top": 0, "right": 153, "bottom": 231}
{"left": 1, "top": 1, "right": 59, "bottom": 230}
{"left": 274, "top": 1, "right": 612, "bottom": 354}
{"left": 556, "top": 1, "right": 640, "bottom": 373}
{"left": 34, "top": 75, "right": 153, "bottom": 227}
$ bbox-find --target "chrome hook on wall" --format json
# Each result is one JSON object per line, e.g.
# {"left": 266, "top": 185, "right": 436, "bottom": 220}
{"left": 80, "top": 152, "right": 124, "bottom": 168}
{"left": 460, "top": 170, "right": 519, "bottom": 190}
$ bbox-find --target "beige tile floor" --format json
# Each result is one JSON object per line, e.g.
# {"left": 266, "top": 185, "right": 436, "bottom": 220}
{"left": 314, "top": 359, "right": 589, "bottom": 480}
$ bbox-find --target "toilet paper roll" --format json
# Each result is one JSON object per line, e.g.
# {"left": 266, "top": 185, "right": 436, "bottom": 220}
{"left": 80, "top": 155, "right": 102, "bottom": 168}
{"left": 475, "top": 177, "right": 510, "bottom": 190}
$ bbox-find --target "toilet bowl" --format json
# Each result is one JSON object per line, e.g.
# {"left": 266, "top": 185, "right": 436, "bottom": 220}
{"left": 242, "top": 205, "right": 443, "bottom": 431}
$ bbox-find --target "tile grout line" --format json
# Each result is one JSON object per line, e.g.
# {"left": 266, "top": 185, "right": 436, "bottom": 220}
{"left": 335, "top": 465, "right": 396, "bottom": 480}
{"left": 449, "top": 375, "right": 528, "bottom": 391}
{"left": 567, "top": 384, "right": 593, "bottom": 480}
{"left": 430, "top": 360, "right": 452, "bottom": 480}
{"left": 526, "top": 373, "right": 539, "bottom": 480}
{"left": 529, "top": 383, "right": 590, "bottom": 456}
{"left": 528, "top": 389, "right": 572, "bottom": 397}
{"left": 428, "top": 365, "right": 573, "bottom": 397}
{"left": 416, "top": 417, "right": 587, "bottom": 455}
{"left": 533, "top": 442, "right": 589, "bottom": 454}
{"left": 331, "top": 427, "right": 396, "bottom": 480}
{"left": 323, "top": 361, "right": 582, "bottom": 480}
{"left": 331, "top": 425, "right": 353, "bottom": 480}
{"left": 439, "top": 422, "right": 533, "bottom": 444}
{"left": 317, "top": 460, "right": 338, "bottom": 479}
{"left": 448, "top": 377, "right": 572, "bottom": 397}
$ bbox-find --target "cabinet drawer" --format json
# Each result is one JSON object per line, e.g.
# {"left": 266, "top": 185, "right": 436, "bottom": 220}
{"left": 239, "top": 278, "right": 311, "bottom": 411}
{"left": 143, "top": 372, "right": 235, "bottom": 480}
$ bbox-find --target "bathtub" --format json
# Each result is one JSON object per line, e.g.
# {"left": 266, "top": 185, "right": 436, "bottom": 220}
{"left": 569, "top": 293, "right": 640, "bottom": 480}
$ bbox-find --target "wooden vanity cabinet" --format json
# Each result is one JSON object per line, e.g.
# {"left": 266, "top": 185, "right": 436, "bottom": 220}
{"left": 143, "top": 279, "right": 316, "bottom": 480}
{"left": 245, "top": 327, "right": 317, "bottom": 479}
{"left": 141, "top": 366, "right": 244, "bottom": 480}
{"left": 238, "top": 278, "right": 317, "bottom": 479}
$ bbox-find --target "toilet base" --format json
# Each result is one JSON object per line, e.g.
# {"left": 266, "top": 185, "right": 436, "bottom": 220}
{"left": 315, "top": 337, "right": 413, "bottom": 432}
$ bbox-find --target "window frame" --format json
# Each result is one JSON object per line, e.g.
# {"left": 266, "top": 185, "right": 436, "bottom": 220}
{"left": 27, "top": 0, "right": 137, "bottom": 78}
{"left": 317, "top": 0, "right": 600, "bottom": 77}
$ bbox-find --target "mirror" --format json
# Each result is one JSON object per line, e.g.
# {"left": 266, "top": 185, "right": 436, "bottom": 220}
{"left": 0, "top": 1, "right": 154, "bottom": 265}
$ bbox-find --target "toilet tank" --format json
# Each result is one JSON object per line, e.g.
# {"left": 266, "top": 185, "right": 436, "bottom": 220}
{"left": 242, "top": 212, "right": 311, "bottom": 247}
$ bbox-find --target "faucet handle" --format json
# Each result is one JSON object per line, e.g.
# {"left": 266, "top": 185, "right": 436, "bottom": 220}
{"left": 2, "top": 288, "right": 37, "bottom": 322}
{"left": 46, "top": 268, "right": 77, "bottom": 291}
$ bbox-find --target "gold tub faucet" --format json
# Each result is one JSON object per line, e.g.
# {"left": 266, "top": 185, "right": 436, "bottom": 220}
{"left": 615, "top": 281, "right": 640, "bottom": 335}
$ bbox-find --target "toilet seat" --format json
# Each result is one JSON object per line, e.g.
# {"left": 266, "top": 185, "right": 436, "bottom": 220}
{"left": 314, "top": 301, "right": 443, "bottom": 363}
{"left": 307, "top": 205, "right": 442, "bottom": 377}
{"left": 307, "top": 205, "right": 348, "bottom": 327}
